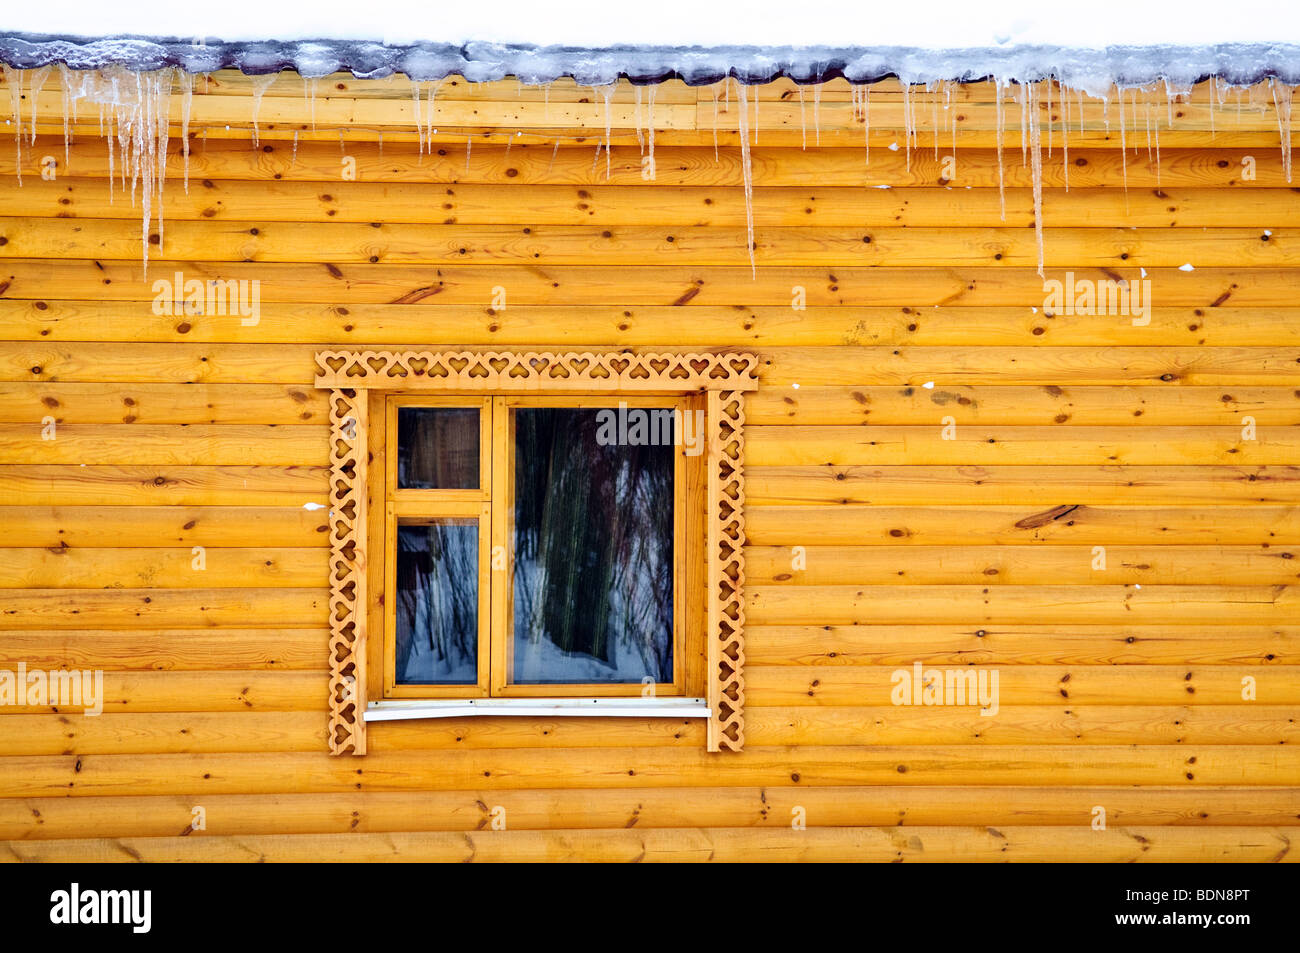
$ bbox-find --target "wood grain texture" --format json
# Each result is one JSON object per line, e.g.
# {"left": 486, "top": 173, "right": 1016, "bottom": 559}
{"left": 0, "top": 69, "right": 1296, "bottom": 861}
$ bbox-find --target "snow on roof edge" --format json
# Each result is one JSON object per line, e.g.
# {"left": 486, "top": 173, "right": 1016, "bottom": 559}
{"left": 2, "top": 33, "right": 1299, "bottom": 95}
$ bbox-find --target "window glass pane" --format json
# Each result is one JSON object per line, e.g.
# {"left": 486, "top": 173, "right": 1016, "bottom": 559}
{"left": 397, "top": 407, "right": 479, "bottom": 489}
{"left": 395, "top": 520, "right": 479, "bottom": 684}
{"left": 511, "top": 407, "right": 675, "bottom": 685}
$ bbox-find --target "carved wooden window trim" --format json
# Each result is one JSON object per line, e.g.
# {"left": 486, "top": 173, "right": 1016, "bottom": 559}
{"left": 315, "top": 350, "right": 758, "bottom": 756}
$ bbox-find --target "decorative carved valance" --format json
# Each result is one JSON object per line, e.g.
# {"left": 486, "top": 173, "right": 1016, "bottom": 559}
{"left": 315, "top": 350, "right": 757, "bottom": 755}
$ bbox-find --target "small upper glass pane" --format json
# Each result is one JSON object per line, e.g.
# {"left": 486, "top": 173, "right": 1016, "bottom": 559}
{"left": 394, "top": 519, "right": 479, "bottom": 685}
{"left": 397, "top": 407, "right": 480, "bottom": 489}
{"left": 511, "top": 407, "right": 675, "bottom": 685}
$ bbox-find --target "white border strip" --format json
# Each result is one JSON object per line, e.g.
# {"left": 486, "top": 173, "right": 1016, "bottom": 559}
{"left": 365, "top": 697, "right": 710, "bottom": 721}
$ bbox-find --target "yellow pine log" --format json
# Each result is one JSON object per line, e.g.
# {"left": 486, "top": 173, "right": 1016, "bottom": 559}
{"left": 749, "top": 385, "right": 1300, "bottom": 425}
{"left": 745, "top": 585, "right": 1300, "bottom": 626}
{"left": 0, "top": 423, "right": 327, "bottom": 465}
{"left": 0, "top": 786, "right": 1295, "bottom": 841}
{"left": 0, "top": 465, "right": 329, "bottom": 506}
{"left": 744, "top": 664, "right": 1300, "bottom": 706}
{"left": 745, "top": 505, "right": 1300, "bottom": 545}
{"left": 0, "top": 711, "right": 699, "bottom": 756}
{"left": 0, "top": 628, "right": 326, "bottom": 671}
{"left": 744, "top": 705, "right": 1300, "bottom": 745}
{"left": 2, "top": 217, "right": 1296, "bottom": 268}
{"left": 744, "top": 544, "right": 1300, "bottom": 586}
{"left": 13, "top": 79, "right": 1290, "bottom": 147}
{"left": 1, "top": 826, "right": 1295, "bottom": 862}
{"left": 0, "top": 547, "right": 328, "bottom": 588}
{"left": 746, "top": 465, "right": 1300, "bottom": 505}
{"left": 4, "top": 344, "right": 1298, "bottom": 385}
{"left": 0, "top": 506, "right": 330, "bottom": 546}
{"left": 7, "top": 177, "right": 1300, "bottom": 229}
{"left": 18, "top": 88, "right": 698, "bottom": 132}
{"left": 0, "top": 711, "right": 326, "bottom": 755}
{"left": 0, "top": 587, "right": 328, "bottom": 629}
{"left": 189, "top": 73, "right": 699, "bottom": 103}
{"left": 10, "top": 300, "right": 1300, "bottom": 348}
{"left": 176, "top": 72, "right": 1224, "bottom": 106}
{"left": 0, "top": 672, "right": 323, "bottom": 714}
{"left": 0, "top": 745, "right": 1293, "bottom": 797}
{"left": 0, "top": 260, "right": 1294, "bottom": 307}
{"left": 747, "top": 425, "right": 1299, "bottom": 466}
{"left": 4, "top": 70, "right": 1259, "bottom": 106}
{"left": 4, "top": 139, "right": 1291, "bottom": 188}
{"left": 743, "top": 624, "right": 1298, "bottom": 666}
{"left": 0, "top": 382, "right": 329, "bottom": 424}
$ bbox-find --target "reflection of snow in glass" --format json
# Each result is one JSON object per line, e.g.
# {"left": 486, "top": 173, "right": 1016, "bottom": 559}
{"left": 512, "top": 409, "right": 674, "bottom": 685}
{"left": 395, "top": 521, "right": 478, "bottom": 684}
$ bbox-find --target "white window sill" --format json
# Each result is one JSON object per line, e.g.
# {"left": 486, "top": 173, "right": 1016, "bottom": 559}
{"left": 365, "top": 697, "right": 709, "bottom": 722}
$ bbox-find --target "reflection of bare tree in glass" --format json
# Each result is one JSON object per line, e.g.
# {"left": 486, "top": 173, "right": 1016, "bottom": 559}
{"left": 395, "top": 522, "right": 477, "bottom": 683}
{"left": 513, "top": 409, "right": 674, "bottom": 683}
{"left": 397, "top": 408, "right": 479, "bottom": 489}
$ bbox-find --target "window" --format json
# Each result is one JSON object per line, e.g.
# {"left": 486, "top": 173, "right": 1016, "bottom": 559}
{"left": 315, "top": 350, "right": 756, "bottom": 755}
{"left": 383, "top": 396, "right": 693, "bottom": 699}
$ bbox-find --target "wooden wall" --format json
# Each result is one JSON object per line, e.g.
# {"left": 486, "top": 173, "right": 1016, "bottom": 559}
{"left": 0, "top": 70, "right": 1297, "bottom": 861}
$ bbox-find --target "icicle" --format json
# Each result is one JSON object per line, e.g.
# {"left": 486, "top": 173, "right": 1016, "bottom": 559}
{"left": 1209, "top": 76, "right": 1216, "bottom": 137}
{"left": 4, "top": 66, "right": 24, "bottom": 185}
{"left": 130, "top": 72, "right": 142, "bottom": 206}
{"left": 812, "top": 81, "right": 821, "bottom": 146}
{"left": 1044, "top": 75, "right": 1052, "bottom": 158}
{"left": 1026, "top": 81, "right": 1044, "bottom": 279}
{"left": 425, "top": 82, "right": 438, "bottom": 153}
{"left": 58, "top": 65, "right": 73, "bottom": 167}
{"left": 602, "top": 84, "right": 613, "bottom": 179}
{"left": 303, "top": 75, "right": 317, "bottom": 131}
{"left": 948, "top": 81, "right": 957, "bottom": 162}
{"left": 711, "top": 83, "right": 719, "bottom": 161}
{"left": 1062, "top": 80, "right": 1070, "bottom": 191}
{"left": 634, "top": 85, "right": 644, "bottom": 155}
{"left": 291, "top": 129, "right": 299, "bottom": 166}
{"left": 591, "top": 137, "right": 602, "bottom": 176}
{"left": 644, "top": 84, "right": 655, "bottom": 178}
{"left": 1152, "top": 109, "right": 1162, "bottom": 186}
{"left": 797, "top": 84, "right": 806, "bottom": 150}
{"left": 1018, "top": 82, "right": 1028, "bottom": 166}
{"left": 249, "top": 73, "right": 276, "bottom": 148}
{"left": 736, "top": 81, "right": 755, "bottom": 278}
{"left": 900, "top": 81, "right": 912, "bottom": 172}
{"left": 124, "top": 71, "right": 158, "bottom": 276}
{"left": 994, "top": 78, "right": 1005, "bottom": 220}
{"left": 411, "top": 78, "right": 424, "bottom": 155}
{"left": 155, "top": 69, "right": 173, "bottom": 258}
{"left": 862, "top": 85, "right": 870, "bottom": 167}
{"left": 931, "top": 81, "right": 940, "bottom": 160}
{"left": 1272, "top": 79, "right": 1293, "bottom": 183}
{"left": 1144, "top": 97, "right": 1153, "bottom": 162}
{"left": 465, "top": 136, "right": 472, "bottom": 173}
{"left": 179, "top": 70, "right": 193, "bottom": 192}
{"left": 1117, "top": 85, "right": 1129, "bottom": 195}
{"left": 1131, "top": 88, "right": 1140, "bottom": 157}
{"left": 105, "top": 110, "right": 113, "bottom": 201}
{"left": 752, "top": 86, "right": 758, "bottom": 146}
{"left": 546, "top": 138, "right": 559, "bottom": 177}
{"left": 27, "top": 66, "right": 50, "bottom": 145}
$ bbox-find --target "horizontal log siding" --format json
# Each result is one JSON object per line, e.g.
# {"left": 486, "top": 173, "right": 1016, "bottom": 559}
{"left": 0, "top": 70, "right": 1296, "bottom": 862}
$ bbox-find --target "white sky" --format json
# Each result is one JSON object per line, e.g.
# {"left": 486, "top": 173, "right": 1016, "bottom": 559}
{"left": 3, "top": 0, "right": 1300, "bottom": 48}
